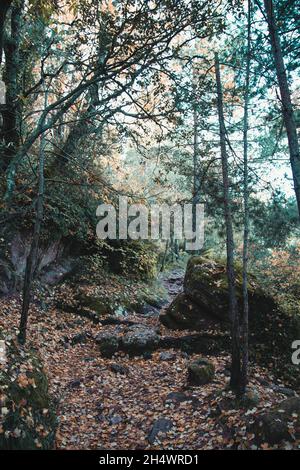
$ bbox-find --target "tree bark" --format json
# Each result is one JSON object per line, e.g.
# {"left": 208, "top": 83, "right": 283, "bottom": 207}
{"left": 0, "top": 0, "right": 12, "bottom": 67}
{"left": 0, "top": 1, "right": 23, "bottom": 173}
{"left": 18, "top": 90, "right": 47, "bottom": 345}
{"left": 192, "top": 105, "right": 201, "bottom": 233}
{"left": 215, "top": 52, "right": 241, "bottom": 394}
{"left": 263, "top": 0, "right": 300, "bottom": 218}
{"left": 241, "top": 0, "right": 252, "bottom": 395}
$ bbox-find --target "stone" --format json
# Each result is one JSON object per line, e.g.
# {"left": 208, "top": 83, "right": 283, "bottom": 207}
{"left": 147, "top": 418, "right": 173, "bottom": 444}
{"left": 69, "top": 379, "right": 82, "bottom": 389}
{"left": 160, "top": 256, "right": 277, "bottom": 330}
{"left": 109, "top": 414, "right": 123, "bottom": 425}
{"left": 70, "top": 332, "right": 89, "bottom": 346}
{"left": 121, "top": 325, "right": 159, "bottom": 355}
{"left": 187, "top": 357, "right": 215, "bottom": 386}
{"left": 159, "top": 351, "right": 176, "bottom": 361}
{"left": 251, "top": 397, "right": 300, "bottom": 444}
{"left": 110, "top": 363, "right": 129, "bottom": 375}
{"left": 95, "top": 332, "right": 119, "bottom": 357}
{"left": 271, "top": 385, "right": 296, "bottom": 397}
{"left": 238, "top": 388, "right": 260, "bottom": 408}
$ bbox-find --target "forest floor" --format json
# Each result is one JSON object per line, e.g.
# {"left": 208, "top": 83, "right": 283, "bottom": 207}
{"left": 0, "top": 269, "right": 299, "bottom": 450}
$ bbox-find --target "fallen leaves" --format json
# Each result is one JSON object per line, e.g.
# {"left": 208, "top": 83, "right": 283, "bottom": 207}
{"left": 1, "top": 270, "right": 300, "bottom": 450}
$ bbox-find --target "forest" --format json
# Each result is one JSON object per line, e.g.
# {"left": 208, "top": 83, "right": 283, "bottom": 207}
{"left": 0, "top": 0, "right": 300, "bottom": 455}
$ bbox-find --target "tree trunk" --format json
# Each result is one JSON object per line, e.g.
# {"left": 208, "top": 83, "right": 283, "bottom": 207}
{"left": 0, "top": 1, "right": 23, "bottom": 173}
{"left": 241, "top": 0, "right": 252, "bottom": 394}
{"left": 192, "top": 105, "right": 201, "bottom": 233}
{"left": 215, "top": 52, "right": 241, "bottom": 394}
{"left": 18, "top": 90, "right": 47, "bottom": 344}
{"left": 0, "top": 0, "right": 12, "bottom": 67}
{"left": 263, "top": 0, "right": 300, "bottom": 218}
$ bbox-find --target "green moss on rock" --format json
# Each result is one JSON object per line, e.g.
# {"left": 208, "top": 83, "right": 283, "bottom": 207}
{"left": 187, "top": 358, "right": 215, "bottom": 385}
{"left": 0, "top": 336, "right": 57, "bottom": 450}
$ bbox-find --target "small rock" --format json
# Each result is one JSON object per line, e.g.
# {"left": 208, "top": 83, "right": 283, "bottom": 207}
{"left": 69, "top": 379, "right": 81, "bottom": 389}
{"left": 238, "top": 388, "right": 260, "bottom": 408}
{"left": 110, "top": 363, "right": 129, "bottom": 375}
{"left": 187, "top": 357, "right": 215, "bottom": 386}
{"left": 271, "top": 385, "right": 296, "bottom": 397}
{"left": 148, "top": 418, "right": 173, "bottom": 444}
{"left": 159, "top": 351, "right": 175, "bottom": 361}
{"left": 109, "top": 414, "right": 123, "bottom": 425}
{"left": 70, "top": 332, "right": 89, "bottom": 346}
{"left": 95, "top": 332, "right": 119, "bottom": 358}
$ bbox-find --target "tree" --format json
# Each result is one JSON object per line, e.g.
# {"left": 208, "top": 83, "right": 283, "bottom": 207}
{"left": 241, "top": 0, "right": 252, "bottom": 394}
{"left": 263, "top": 0, "right": 300, "bottom": 218}
{"left": 0, "top": 0, "right": 12, "bottom": 66}
{"left": 18, "top": 88, "right": 48, "bottom": 344}
{"left": 215, "top": 51, "right": 241, "bottom": 395}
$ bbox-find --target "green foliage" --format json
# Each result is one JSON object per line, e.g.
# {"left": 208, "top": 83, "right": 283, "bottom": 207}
{"left": 105, "top": 240, "right": 159, "bottom": 281}
{"left": 250, "top": 192, "right": 299, "bottom": 248}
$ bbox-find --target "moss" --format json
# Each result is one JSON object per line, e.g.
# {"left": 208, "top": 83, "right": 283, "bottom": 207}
{"left": 0, "top": 335, "right": 57, "bottom": 450}
{"left": 187, "top": 358, "right": 215, "bottom": 385}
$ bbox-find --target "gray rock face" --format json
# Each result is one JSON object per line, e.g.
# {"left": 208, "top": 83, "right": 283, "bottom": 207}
{"left": 251, "top": 397, "right": 300, "bottom": 444}
{"left": 121, "top": 325, "right": 159, "bottom": 355}
{"left": 187, "top": 357, "right": 215, "bottom": 386}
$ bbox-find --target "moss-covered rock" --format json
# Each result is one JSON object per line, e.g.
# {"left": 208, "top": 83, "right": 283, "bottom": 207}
{"left": 250, "top": 397, "right": 300, "bottom": 444}
{"left": 0, "top": 336, "right": 57, "bottom": 450}
{"left": 161, "top": 256, "right": 279, "bottom": 330}
{"left": 187, "top": 358, "right": 215, "bottom": 385}
{"left": 184, "top": 256, "right": 276, "bottom": 323}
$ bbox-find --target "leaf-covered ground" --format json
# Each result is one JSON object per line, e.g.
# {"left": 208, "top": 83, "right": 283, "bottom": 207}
{"left": 0, "top": 273, "right": 300, "bottom": 450}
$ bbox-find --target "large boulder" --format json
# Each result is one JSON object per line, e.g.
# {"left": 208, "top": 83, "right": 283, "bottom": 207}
{"left": 160, "top": 256, "right": 277, "bottom": 330}
{"left": 250, "top": 397, "right": 300, "bottom": 444}
{"left": 0, "top": 337, "right": 57, "bottom": 450}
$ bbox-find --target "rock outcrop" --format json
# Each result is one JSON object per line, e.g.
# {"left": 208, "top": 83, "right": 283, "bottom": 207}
{"left": 160, "top": 256, "right": 277, "bottom": 331}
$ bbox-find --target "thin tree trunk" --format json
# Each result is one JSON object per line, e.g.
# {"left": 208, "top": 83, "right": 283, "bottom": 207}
{"left": 0, "top": 0, "right": 12, "bottom": 67}
{"left": 241, "top": 0, "right": 252, "bottom": 394}
{"left": 160, "top": 239, "right": 169, "bottom": 272}
{"left": 215, "top": 52, "right": 241, "bottom": 394}
{"left": 192, "top": 105, "right": 201, "bottom": 233}
{"left": 18, "top": 90, "right": 47, "bottom": 344}
{"left": 263, "top": 0, "right": 300, "bottom": 218}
